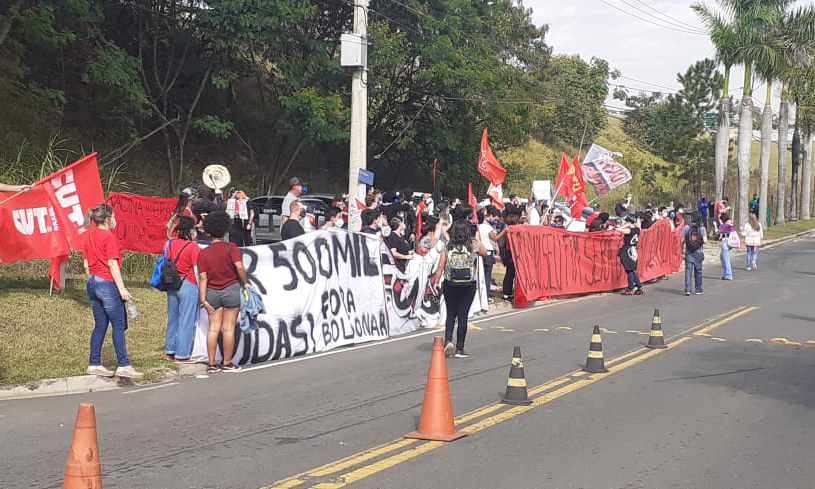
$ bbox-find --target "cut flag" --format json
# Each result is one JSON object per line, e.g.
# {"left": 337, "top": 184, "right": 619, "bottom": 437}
{"left": 468, "top": 183, "right": 476, "bottom": 209}
{"left": 478, "top": 128, "right": 507, "bottom": 186}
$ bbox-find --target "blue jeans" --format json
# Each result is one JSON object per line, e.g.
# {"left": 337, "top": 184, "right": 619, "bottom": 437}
{"left": 685, "top": 251, "right": 703, "bottom": 293}
{"left": 484, "top": 253, "right": 495, "bottom": 288}
{"left": 720, "top": 240, "right": 733, "bottom": 279}
{"left": 626, "top": 271, "right": 642, "bottom": 290}
{"left": 166, "top": 280, "right": 199, "bottom": 359}
{"left": 87, "top": 276, "right": 130, "bottom": 367}
{"left": 746, "top": 246, "right": 758, "bottom": 267}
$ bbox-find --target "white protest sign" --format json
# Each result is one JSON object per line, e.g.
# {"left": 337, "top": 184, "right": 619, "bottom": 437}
{"left": 532, "top": 180, "right": 552, "bottom": 203}
{"left": 192, "top": 230, "right": 388, "bottom": 364}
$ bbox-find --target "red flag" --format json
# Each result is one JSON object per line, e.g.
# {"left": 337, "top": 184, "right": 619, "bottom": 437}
{"left": 0, "top": 185, "right": 70, "bottom": 263}
{"left": 468, "top": 183, "right": 476, "bottom": 209}
{"left": 48, "top": 254, "right": 69, "bottom": 291}
{"left": 433, "top": 159, "right": 438, "bottom": 189}
{"left": 40, "top": 153, "right": 105, "bottom": 252}
{"left": 416, "top": 200, "right": 427, "bottom": 243}
{"left": 555, "top": 154, "right": 586, "bottom": 198}
{"left": 478, "top": 128, "right": 506, "bottom": 186}
{"left": 488, "top": 184, "right": 504, "bottom": 210}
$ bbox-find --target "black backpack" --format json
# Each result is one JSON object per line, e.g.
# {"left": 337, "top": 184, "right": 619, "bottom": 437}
{"left": 161, "top": 241, "right": 193, "bottom": 290}
{"left": 685, "top": 224, "right": 704, "bottom": 252}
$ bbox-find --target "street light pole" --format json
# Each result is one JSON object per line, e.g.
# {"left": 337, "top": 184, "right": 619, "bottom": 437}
{"left": 347, "top": 0, "right": 369, "bottom": 231}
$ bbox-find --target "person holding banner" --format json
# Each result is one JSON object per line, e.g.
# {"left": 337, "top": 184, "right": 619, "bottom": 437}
{"left": 432, "top": 219, "right": 487, "bottom": 358}
{"left": 83, "top": 204, "right": 144, "bottom": 379}
{"left": 198, "top": 211, "right": 251, "bottom": 373}
{"left": 0, "top": 183, "right": 31, "bottom": 193}
{"left": 163, "top": 217, "right": 201, "bottom": 364}
{"left": 167, "top": 189, "right": 198, "bottom": 239}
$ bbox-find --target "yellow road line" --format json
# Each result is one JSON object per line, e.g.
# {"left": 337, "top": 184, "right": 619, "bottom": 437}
{"left": 693, "top": 306, "right": 759, "bottom": 336}
{"left": 262, "top": 306, "right": 756, "bottom": 489}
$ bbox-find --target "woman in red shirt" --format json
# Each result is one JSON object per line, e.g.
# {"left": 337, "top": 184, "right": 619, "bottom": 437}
{"left": 197, "top": 211, "right": 251, "bottom": 373}
{"left": 167, "top": 189, "right": 199, "bottom": 238}
{"left": 83, "top": 204, "right": 143, "bottom": 379}
{"left": 163, "top": 216, "right": 201, "bottom": 364}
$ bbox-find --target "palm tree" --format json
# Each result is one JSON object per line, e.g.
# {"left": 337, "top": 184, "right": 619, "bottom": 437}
{"left": 692, "top": 3, "right": 739, "bottom": 211}
{"left": 753, "top": 5, "right": 815, "bottom": 225}
{"left": 791, "top": 65, "right": 815, "bottom": 219}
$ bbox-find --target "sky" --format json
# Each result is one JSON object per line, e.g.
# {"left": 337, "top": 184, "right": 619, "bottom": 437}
{"left": 524, "top": 0, "right": 783, "bottom": 110}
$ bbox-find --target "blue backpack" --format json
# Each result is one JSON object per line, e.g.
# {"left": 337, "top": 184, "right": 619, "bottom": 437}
{"left": 149, "top": 241, "right": 171, "bottom": 291}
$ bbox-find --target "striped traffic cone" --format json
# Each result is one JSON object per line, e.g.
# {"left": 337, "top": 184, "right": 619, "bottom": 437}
{"left": 645, "top": 308, "right": 667, "bottom": 349}
{"left": 500, "top": 346, "right": 532, "bottom": 406}
{"left": 583, "top": 325, "right": 608, "bottom": 373}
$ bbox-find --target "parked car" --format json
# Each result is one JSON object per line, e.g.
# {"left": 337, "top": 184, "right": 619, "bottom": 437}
{"left": 251, "top": 195, "right": 332, "bottom": 243}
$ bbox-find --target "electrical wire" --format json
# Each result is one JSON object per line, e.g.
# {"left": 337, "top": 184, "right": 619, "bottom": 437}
{"left": 627, "top": 0, "right": 707, "bottom": 33}
{"left": 600, "top": 0, "right": 707, "bottom": 35}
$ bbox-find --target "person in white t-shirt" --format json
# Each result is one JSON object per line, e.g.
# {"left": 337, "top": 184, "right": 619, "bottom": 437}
{"left": 526, "top": 195, "right": 541, "bottom": 226}
{"left": 478, "top": 207, "right": 507, "bottom": 292}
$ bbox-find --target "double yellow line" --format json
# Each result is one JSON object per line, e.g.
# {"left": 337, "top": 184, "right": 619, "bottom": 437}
{"left": 262, "top": 305, "right": 759, "bottom": 489}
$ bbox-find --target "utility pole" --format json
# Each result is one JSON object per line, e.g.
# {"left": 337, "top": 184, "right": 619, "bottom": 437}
{"left": 346, "top": 0, "right": 369, "bottom": 231}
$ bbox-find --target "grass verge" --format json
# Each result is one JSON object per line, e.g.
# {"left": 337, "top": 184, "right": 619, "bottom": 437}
{"left": 764, "top": 219, "right": 815, "bottom": 241}
{"left": 0, "top": 269, "right": 173, "bottom": 386}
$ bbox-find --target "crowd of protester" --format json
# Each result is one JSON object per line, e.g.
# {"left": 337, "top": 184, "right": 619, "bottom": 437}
{"left": 73, "top": 174, "right": 771, "bottom": 376}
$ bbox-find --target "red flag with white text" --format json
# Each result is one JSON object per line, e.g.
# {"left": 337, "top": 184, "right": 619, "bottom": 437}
{"left": 478, "top": 128, "right": 507, "bottom": 186}
{"left": 0, "top": 185, "right": 70, "bottom": 263}
{"left": 40, "top": 153, "right": 105, "bottom": 251}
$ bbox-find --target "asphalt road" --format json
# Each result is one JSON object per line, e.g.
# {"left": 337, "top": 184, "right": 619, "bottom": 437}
{"left": 1, "top": 233, "right": 814, "bottom": 489}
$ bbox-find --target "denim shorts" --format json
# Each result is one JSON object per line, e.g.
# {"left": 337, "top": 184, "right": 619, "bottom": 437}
{"left": 206, "top": 282, "right": 241, "bottom": 309}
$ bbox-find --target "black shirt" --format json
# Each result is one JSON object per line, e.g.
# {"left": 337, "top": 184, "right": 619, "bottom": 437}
{"left": 615, "top": 200, "right": 629, "bottom": 217}
{"left": 281, "top": 219, "right": 305, "bottom": 241}
{"left": 362, "top": 227, "right": 378, "bottom": 235}
{"left": 381, "top": 203, "right": 411, "bottom": 221}
{"left": 386, "top": 233, "right": 412, "bottom": 272}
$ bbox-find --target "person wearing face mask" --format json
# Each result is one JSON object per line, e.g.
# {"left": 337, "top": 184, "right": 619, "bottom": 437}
{"left": 281, "top": 200, "right": 306, "bottom": 240}
{"left": 279, "top": 177, "right": 305, "bottom": 225}
{"left": 83, "top": 204, "right": 144, "bottom": 379}
{"left": 386, "top": 218, "right": 414, "bottom": 271}
{"left": 322, "top": 206, "right": 344, "bottom": 230}
{"left": 162, "top": 216, "right": 201, "bottom": 364}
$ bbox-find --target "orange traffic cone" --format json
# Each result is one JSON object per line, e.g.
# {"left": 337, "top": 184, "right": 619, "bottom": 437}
{"left": 405, "top": 336, "right": 468, "bottom": 442}
{"left": 63, "top": 403, "right": 103, "bottom": 489}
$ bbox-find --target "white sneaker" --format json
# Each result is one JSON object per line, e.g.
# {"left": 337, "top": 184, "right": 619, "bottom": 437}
{"left": 115, "top": 365, "right": 144, "bottom": 379}
{"left": 87, "top": 365, "right": 114, "bottom": 377}
{"left": 444, "top": 342, "right": 455, "bottom": 357}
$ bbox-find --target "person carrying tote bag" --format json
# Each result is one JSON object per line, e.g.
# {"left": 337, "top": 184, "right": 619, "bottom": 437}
{"left": 742, "top": 214, "right": 764, "bottom": 271}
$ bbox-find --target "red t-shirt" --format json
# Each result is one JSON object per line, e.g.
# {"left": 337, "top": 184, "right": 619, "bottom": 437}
{"left": 83, "top": 229, "right": 122, "bottom": 281}
{"left": 585, "top": 213, "right": 599, "bottom": 227}
{"left": 716, "top": 201, "right": 727, "bottom": 218}
{"left": 197, "top": 241, "right": 242, "bottom": 290}
{"left": 167, "top": 238, "right": 200, "bottom": 285}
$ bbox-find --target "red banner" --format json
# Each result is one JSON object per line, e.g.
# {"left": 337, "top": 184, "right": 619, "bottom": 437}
{"left": 0, "top": 185, "right": 70, "bottom": 263}
{"left": 40, "top": 153, "right": 105, "bottom": 251}
{"left": 107, "top": 192, "right": 177, "bottom": 254}
{"left": 508, "top": 219, "right": 682, "bottom": 301}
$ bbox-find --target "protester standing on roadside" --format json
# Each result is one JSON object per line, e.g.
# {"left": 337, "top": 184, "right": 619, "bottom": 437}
{"left": 279, "top": 177, "right": 305, "bottom": 225}
{"left": 163, "top": 216, "right": 200, "bottom": 364}
{"left": 615, "top": 192, "right": 633, "bottom": 217}
{"left": 479, "top": 208, "right": 506, "bottom": 292}
{"left": 616, "top": 214, "right": 644, "bottom": 295}
{"left": 697, "top": 193, "right": 710, "bottom": 230}
{"left": 167, "top": 188, "right": 198, "bottom": 238}
{"left": 743, "top": 213, "right": 764, "bottom": 271}
{"left": 280, "top": 200, "right": 306, "bottom": 241}
{"left": 718, "top": 213, "right": 735, "bottom": 280}
{"left": 386, "top": 217, "right": 414, "bottom": 272}
{"left": 227, "top": 190, "right": 255, "bottom": 246}
{"left": 197, "top": 211, "right": 251, "bottom": 373}
{"left": 83, "top": 204, "right": 144, "bottom": 379}
{"left": 432, "top": 219, "right": 487, "bottom": 359}
{"left": 500, "top": 213, "right": 521, "bottom": 300}
{"left": 682, "top": 212, "right": 707, "bottom": 296}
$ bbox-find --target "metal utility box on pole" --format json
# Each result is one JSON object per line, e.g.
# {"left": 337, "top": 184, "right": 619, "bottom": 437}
{"left": 342, "top": 0, "right": 369, "bottom": 231}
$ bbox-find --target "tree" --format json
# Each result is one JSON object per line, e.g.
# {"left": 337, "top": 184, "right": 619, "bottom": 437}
{"left": 751, "top": 4, "right": 815, "bottom": 225}
{"left": 692, "top": 2, "right": 740, "bottom": 210}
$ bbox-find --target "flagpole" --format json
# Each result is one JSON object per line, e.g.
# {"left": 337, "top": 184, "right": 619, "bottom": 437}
{"left": 0, "top": 185, "right": 37, "bottom": 207}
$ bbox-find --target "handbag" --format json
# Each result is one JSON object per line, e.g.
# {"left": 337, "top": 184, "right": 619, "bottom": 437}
{"left": 727, "top": 231, "right": 741, "bottom": 249}
{"left": 149, "top": 241, "right": 171, "bottom": 291}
